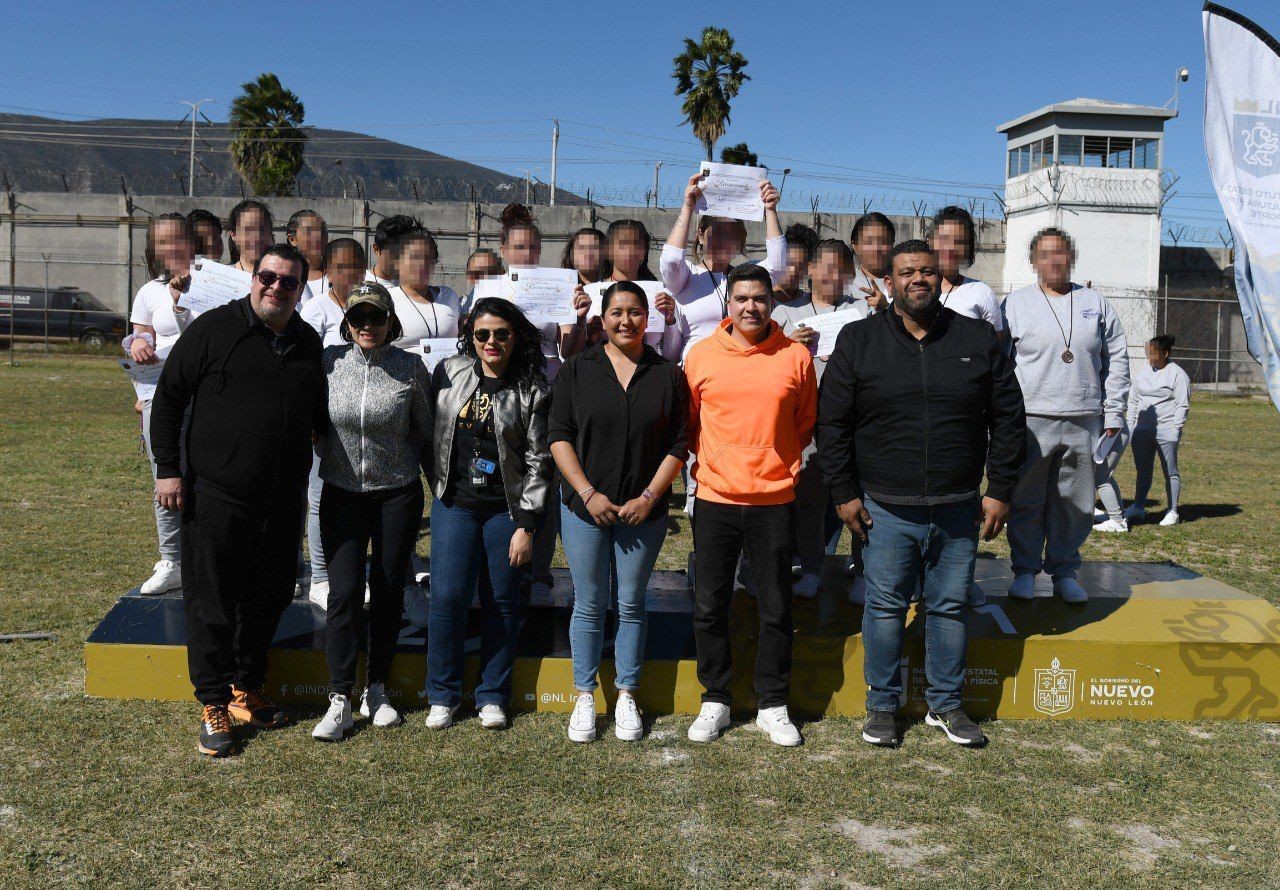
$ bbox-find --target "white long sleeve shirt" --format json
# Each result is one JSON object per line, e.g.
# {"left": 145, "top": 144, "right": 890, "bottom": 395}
{"left": 1128, "top": 361, "right": 1191, "bottom": 439}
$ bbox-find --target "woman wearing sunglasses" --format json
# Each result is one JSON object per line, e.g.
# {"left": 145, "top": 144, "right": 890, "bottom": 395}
{"left": 425, "top": 297, "right": 552, "bottom": 731}
{"left": 311, "top": 283, "right": 434, "bottom": 742}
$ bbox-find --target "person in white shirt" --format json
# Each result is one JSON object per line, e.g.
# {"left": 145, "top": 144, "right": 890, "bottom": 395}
{"left": 850, "top": 212, "right": 895, "bottom": 313}
{"left": 1114, "top": 335, "right": 1190, "bottom": 528}
{"left": 930, "top": 205, "right": 1003, "bottom": 336}
{"left": 186, "top": 208, "right": 223, "bottom": 262}
{"left": 558, "top": 227, "right": 605, "bottom": 361}
{"left": 390, "top": 230, "right": 464, "bottom": 353}
{"left": 226, "top": 200, "right": 273, "bottom": 276}
{"left": 367, "top": 215, "right": 422, "bottom": 288}
{"left": 461, "top": 248, "right": 503, "bottom": 315}
{"left": 660, "top": 171, "right": 786, "bottom": 360}
{"left": 581, "top": 219, "right": 679, "bottom": 359}
{"left": 301, "top": 238, "right": 370, "bottom": 610}
{"left": 286, "top": 209, "right": 329, "bottom": 303}
{"left": 124, "top": 213, "right": 199, "bottom": 595}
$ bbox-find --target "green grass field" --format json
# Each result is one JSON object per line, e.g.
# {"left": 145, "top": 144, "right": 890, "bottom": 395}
{"left": 2, "top": 354, "right": 1279, "bottom": 887}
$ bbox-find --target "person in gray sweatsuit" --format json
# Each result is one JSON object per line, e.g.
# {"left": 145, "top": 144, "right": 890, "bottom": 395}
{"left": 1002, "top": 228, "right": 1130, "bottom": 603}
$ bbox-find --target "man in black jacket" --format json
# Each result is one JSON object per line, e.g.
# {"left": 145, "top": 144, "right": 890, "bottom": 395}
{"left": 818, "top": 239, "right": 1025, "bottom": 749}
{"left": 151, "top": 243, "right": 327, "bottom": 757}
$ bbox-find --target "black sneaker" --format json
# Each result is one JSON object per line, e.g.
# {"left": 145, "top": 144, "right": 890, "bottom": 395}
{"left": 925, "top": 709, "right": 987, "bottom": 747}
{"left": 198, "top": 704, "right": 235, "bottom": 757}
{"left": 861, "top": 710, "right": 901, "bottom": 746}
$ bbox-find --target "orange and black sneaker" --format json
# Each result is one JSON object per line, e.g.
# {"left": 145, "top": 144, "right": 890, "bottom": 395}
{"left": 198, "top": 704, "right": 235, "bottom": 757}
{"left": 229, "top": 686, "right": 290, "bottom": 729}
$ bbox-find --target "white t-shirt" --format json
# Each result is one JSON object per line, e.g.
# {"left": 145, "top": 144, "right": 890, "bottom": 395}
{"left": 300, "top": 275, "right": 330, "bottom": 305}
{"left": 365, "top": 270, "right": 397, "bottom": 289}
{"left": 129, "top": 278, "right": 183, "bottom": 350}
{"left": 300, "top": 291, "right": 348, "bottom": 347}
{"left": 940, "top": 276, "right": 1003, "bottom": 331}
{"left": 391, "top": 285, "right": 464, "bottom": 353}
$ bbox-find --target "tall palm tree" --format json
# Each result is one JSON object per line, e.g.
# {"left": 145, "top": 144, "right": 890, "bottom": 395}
{"left": 673, "top": 27, "right": 750, "bottom": 162}
{"left": 720, "top": 142, "right": 758, "bottom": 167}
{"left": 228, "top": 73, "right": 307, "bottom": 197}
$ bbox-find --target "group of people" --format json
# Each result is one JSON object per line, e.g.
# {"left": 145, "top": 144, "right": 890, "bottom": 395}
{"left": 124, "top": 170, "right": 1191, "bottom": 758}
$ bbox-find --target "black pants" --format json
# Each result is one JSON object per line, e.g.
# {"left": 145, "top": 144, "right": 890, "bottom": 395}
{"left": 320, "top": 480, "right": 424, "bottom": 697}
{"left": 691, "top": 499, "right": 795, "bottom": 708}
{"left": 181, "top": 484, "right": 305, "bottom": 706}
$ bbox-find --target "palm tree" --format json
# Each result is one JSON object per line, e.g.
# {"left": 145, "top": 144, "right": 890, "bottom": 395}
{"left": 720, "top": 142, "right": 758, "bottom": 167}
{"left": 228, "top": 73, "right": 307, "bottom": 196}
{"left": 673, "top": 27, "right": 750, "bottom": 162}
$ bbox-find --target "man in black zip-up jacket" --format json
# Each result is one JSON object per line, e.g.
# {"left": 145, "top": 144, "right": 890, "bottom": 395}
{"left": 150, "top": 244, "right": 327, "bottom": 757}
{"left": 818, "top": 239, "right": 1025, "bottom": 749}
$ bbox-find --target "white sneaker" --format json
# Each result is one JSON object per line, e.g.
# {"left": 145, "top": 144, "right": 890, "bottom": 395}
{"left": 848, "top": 573, "right": 866, "bottom": 605}
{"left": 478, "top": 703, "right": 508, "bottom": 729}
{"left": 312, "top": 693, "right": 353, "bottom": 741}
{"left": 1123, "top": 503, "right": 1146, "bottom": 521}
{"left": 140, "top": 559, "right": 182, "bottom": 595}
{"left": 793, "top": 573, "right": 820, "bottom": 599}
{"left": 966, "top": 580, "right": 987, "bottom": 607}
{"left": 1159, "top": 510, "right": 1180, "bottom": 527}
{"left": 404, "top": 583, "right": 430, "bottom": 628}
{"left": 567, "top": 692, "right": 597, "bottom": 743}
{"left": 1008, "top": 574, "right": 1036, "bottom": 601}
{"left": 1053, "top": 577, "right": 1089, "bottom": 604}
{"left": 688, "top": 701, "right": 731, "bottom": 742}
{"left": 359, "top": 682, "right": 402, "bottom": 728}
{"left": 425, "top": 703, "right": 458, "bottom": 730}
{"left": 308, "top": 580, "right": 329, "bottom": 610}
{"left": 1093, "top": 517, "right": 1129, "bottom": 533}
{"left": 756, "top": 705, "right": 803, "bottom": 747}
{"left": 614, "top": 692, "right": 644, "bottom": 741}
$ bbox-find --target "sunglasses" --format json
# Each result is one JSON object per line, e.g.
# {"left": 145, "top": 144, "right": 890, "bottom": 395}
{"left": 255, "top": 270, "right": 301, "bottom": 292}
{"left": 347, "top": 308, "right": 389, "bottom": 327}
{"left": 473, "top": 328, "right": 512, "bottom": 343}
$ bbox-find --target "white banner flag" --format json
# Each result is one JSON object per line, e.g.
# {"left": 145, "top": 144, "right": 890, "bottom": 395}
{"left": 1204, "top": 3, "right": 1280, "bottom": 410}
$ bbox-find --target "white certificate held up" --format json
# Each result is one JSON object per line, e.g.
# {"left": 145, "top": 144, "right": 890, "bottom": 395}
{"left": 796, "top": 310, "right": 862, "bottom": 358}
{"left": 118, "top": 346, "right": 171, "bottom": 400}
{"left": 584, "top": 280, "right": 666, "bottom": 334}
{"left": 179, "top": 259, "right": 252, "bottom": 316}
{"left": 696, "top": 162, "right": 766, "bottom": 222}
{"left": 418, "top": 338, "right": 460, "bottom": 373}
{"left": 474, "top": 267, "right": 577, "bottom": 326}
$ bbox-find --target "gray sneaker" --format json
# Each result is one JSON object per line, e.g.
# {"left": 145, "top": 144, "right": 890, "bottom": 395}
{"left": 861, "top": 710, "right": 900, "bottom": 747}
{"left": 925, "top": 709, "right": 987, "bottom": 747}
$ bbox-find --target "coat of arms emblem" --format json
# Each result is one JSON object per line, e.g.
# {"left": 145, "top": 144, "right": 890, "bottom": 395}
{"left": 1033, "top": 657, "right": 1076, "bottom": 716}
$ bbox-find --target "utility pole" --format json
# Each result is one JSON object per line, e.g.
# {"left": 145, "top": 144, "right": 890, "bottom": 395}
{"left": 6, "top": 177, "right": 15, "bottom": 367}
{"left": 179, "top": 99, "right": 215, "bottom": 197}
{"left": 517, "top": 169, "right": 533, "bottom": 205}
{"left": 652, "top": 162, "right": 662, "bottom": 208}
{"left": 550, "top": 119, "right": 559, "bottom": 206}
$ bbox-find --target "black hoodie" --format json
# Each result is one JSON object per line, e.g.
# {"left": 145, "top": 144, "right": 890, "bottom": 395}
{"left": 150, "top": 297, "right": 327, "bottom": 506}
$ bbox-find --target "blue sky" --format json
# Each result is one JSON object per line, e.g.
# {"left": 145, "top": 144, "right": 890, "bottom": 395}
{"left": 1, "top": 0, "right": 1274, "bottom": 242}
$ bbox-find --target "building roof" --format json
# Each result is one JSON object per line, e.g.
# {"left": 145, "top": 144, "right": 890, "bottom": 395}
{"left": 997, "top": 98, "right": 1178, "bottom": 133}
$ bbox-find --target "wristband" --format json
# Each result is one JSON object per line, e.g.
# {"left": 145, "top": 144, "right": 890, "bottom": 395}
{"left": 641, "top": 489, "right": 658, "bottom": 503}
{"left": 122, "top": 331, "right": 155, "bottom": 350}
{"left": 576, "top": 485, "right": 595, "bottom": 502}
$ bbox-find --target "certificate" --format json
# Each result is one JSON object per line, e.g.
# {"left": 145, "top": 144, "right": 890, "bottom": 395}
{"left": 475, "top": 267, "right": 577, "bottom": 326}
{"left": 584, "top": 280, "right": 667, "bottom": 334}
{"left": 418, "top": 337, "right": 460, "bottom": 373}
{"left": 179, "top": 259, "right": 252, "bottom": 315}
{"left": 695, "top": 162, "right": 766, "bottom": 222}
{"left": 795, "top": 310, "right": 862, "bottom": 358}
{"left": 118, "top": 346, "right": 170, "bottom": 400}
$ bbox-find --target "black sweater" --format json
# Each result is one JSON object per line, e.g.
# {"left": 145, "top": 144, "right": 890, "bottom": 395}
{"left": 150, "top": 298, "right": 327, "bottom": 506}
{"left": 817, "top": 306, "right": 1026, "bottom": 506}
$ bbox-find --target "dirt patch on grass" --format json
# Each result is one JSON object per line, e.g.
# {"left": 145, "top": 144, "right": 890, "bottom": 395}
{"left": 833, "top": 818, "right": 949, "bottom": 870}
{"left": 1112, "top": 823, "right": 1180, "bottom": 869}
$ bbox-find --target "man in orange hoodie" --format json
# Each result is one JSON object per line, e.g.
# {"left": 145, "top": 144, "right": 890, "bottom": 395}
{"left": 683, "top": 263, "right": 818, "bottom": 747}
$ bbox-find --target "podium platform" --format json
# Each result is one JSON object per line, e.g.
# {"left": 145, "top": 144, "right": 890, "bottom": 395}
{"left": 85, "top": 559, "right": 1280, "bottom": 721}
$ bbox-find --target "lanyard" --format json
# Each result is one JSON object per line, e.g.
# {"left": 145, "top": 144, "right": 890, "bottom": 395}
{"left": 405, "top": 288, "right": 441, "bottom": 338}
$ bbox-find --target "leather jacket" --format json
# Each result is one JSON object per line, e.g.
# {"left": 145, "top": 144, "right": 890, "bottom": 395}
{"left": 430, "top": 354, "right": 552, "bottom": 528}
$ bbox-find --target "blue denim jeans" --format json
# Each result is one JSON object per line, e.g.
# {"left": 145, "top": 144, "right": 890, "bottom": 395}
{"left": 861, "top": 496, "right": 979, "bottom": 715}
{"left": 560, "top": 504, "right": 667, "bottom": 692}
{"left": 427, "top": 499, "right": 525, "bottom": 709}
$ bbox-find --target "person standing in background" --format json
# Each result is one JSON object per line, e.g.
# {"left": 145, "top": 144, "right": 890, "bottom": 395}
{"left": 227, "top": 199, "right": 273, "bottom": 276}
{"left": 286, "top": 209, "right": 329, "bottom": 302}
{"left": 187, "top": 208, "right": 224, "bottom": 261}
{"left": 849, "top": 212, "right": 895, "bottom": 313}
{"left": 1122, "top": 334, "right": 1190, "bottom": 528}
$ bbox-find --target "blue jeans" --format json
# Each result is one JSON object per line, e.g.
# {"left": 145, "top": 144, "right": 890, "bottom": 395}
{"left": 861, "top": 496, "right": 979, "bottom": 715}
{"left": 560, "top": 504, "right": 667, "bottom": 692}
{"left": 427, "top": 499, "right": 525, "bottom": 709}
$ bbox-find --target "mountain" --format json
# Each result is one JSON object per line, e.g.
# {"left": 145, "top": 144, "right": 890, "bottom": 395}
{"left": 0, "top": 114, "right": 578, "bottom": 202}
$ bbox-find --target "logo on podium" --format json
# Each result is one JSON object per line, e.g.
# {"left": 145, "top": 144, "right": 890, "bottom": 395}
{"left": 1033, "top": 657, "right": 1076, "bottom": 716}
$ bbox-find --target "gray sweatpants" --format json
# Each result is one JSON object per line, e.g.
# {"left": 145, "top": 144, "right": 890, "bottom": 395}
{"left": 1095, "top": 424, "right": 1131, "bottom": 521}
{"left": 1009, "top": 414, "right": 1102, "bottom": 579}
{"left": 1132, "top": 429, "right": 1181, "bottom": 511}
{"left": 141, "top": 399, "right": 183, "bottom": 563}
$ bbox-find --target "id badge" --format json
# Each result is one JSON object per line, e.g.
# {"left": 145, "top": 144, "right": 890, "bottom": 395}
{"left": 470, "top": 457, "right": 496, "bottom": 486}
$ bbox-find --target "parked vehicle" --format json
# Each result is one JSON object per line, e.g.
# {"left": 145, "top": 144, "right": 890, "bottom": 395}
{"left": 0, "top": 286, "right": 127, "bottom": 348}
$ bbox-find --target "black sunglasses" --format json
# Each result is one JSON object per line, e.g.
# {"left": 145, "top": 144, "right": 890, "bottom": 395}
{"left": 473, "top": 328, "right": 513, "bottom": 343}
{"left": 255, "top": 270, "right": 301, "bottom": 292}
{"left": 348, "top": 308, "right": 389, "bottom": 327}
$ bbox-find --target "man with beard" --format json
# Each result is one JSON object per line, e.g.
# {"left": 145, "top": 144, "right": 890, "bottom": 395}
{"left": 150, "top": 243, "right": 327, "bottom": 757}
{"left": 818, "top": 240, "right": 1025, "bottom": 748}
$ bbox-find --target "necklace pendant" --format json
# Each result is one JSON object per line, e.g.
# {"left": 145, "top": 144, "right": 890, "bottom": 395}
{"left": 1062, "top": 348, "right": 1075, "bottom": 364}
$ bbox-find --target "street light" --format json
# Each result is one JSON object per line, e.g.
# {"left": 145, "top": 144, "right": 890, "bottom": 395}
{"left": 1165, "top": 67, "right": 1190, "bottom": 114}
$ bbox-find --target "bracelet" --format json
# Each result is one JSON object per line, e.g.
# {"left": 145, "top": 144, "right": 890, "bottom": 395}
{"left": 640, "top": 489, "right": 658, "bottom": 503}
{"left": 583, "top": 491, "right": 598, "bottom": 506}
{"left": 576, "top": 485, "right": 595, "bottom": 501}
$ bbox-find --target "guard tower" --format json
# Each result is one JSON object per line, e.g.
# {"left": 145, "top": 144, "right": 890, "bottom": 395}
{"left": 998, "top": 99, "right": 1177, "bottom": 359}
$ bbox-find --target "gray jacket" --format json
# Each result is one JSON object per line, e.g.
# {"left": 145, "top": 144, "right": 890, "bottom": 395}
{"left": 430, "top": 354, "right": 552, "bottom": 529}
{"left": 320, "top": 343, "right": 433, "bottom": 493}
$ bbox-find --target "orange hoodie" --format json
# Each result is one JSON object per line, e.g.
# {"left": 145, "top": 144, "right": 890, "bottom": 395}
{"left": 685, "top": 318, "right": 817, "bottom": 506}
